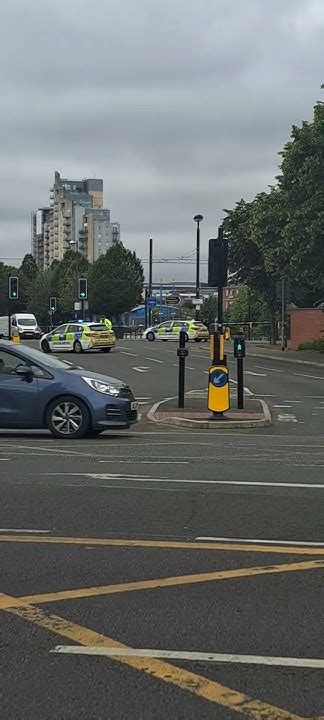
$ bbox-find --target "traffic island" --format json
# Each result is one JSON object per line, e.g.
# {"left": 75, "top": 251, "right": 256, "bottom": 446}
{"left": 148, "top": 392, "right": 271, "bottom": 429}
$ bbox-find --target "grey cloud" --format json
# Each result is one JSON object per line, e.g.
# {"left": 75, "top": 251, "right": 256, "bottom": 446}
{"left": 0, "top": 0, "right": 323, "bottom": 279}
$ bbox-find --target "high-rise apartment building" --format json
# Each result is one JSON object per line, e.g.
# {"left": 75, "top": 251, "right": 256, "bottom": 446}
{"left": 31, "top": 207, "right": 51, "bottom": 270}
{"left": 32, "top": 171, "right": 120, "bottom": 268}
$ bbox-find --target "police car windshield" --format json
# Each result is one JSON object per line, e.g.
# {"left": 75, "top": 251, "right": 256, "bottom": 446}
{"left": 16, "top": 344, "right": 76, "bottom": 370}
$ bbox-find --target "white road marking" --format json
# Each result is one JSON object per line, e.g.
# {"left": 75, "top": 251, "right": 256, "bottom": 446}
{"left": 132, "top": 367, "right": 150, "bottom": 373}
{"left": 44, "top": 473, "right": 324, "bottom": 489}
{"left": 121, "top": 351, "right": 138, "bottom": 357}
{"left": 283, "top": 400, "right": 302, "bottom": 404}
{"left": 186, "top": 366, "right": 197, "bottom": 371}
{"left": 273, "top": 405, "right": 292, "bottom": 409}
{"left": 0, "top": 528, "right": 51, "bottom": 533}
{"left": 52, "top": 645, "right": 324, "bottom": 669}
{"left": 145, "top": 357, "right": 164, "bottom": 364}
{"left": 294, "top": 372, "right": 324, "bottom": 380}
{"left": 245, "top": 371, "right": 267, "bottom": 377}
{"left": 0, "top": 458, "right": 10, "bottom": 461}
{"left": 99, "top": 460, "right": 189, "bottom": 465}
{"left": 195, "top": 536, "right": 324, "bottom": 547}
{"left": 277, "top": 414, "right": 298, "bottom": 423}
{"left": 254, "top": 365, "right": 284, "bottom": 373}
{"left": 136, "top": 397, "right": 151, "bottom": 401}
{"left": 313, "top": 407, "right": 324, "bottom": 410}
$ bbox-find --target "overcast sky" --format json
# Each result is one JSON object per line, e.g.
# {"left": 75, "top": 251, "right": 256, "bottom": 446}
{"left": 0, "top": 0, "right": 323, "bottom": 281}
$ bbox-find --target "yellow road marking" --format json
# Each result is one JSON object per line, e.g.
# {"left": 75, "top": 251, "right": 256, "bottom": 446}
{"left": 1, "top": 560, "right": 323, "bottom": 609}
{"left": 2, "top": 595, "right": 307, "bottom": 719}
{"left": 1, "top": 533, "right": 324, "bottom": 555}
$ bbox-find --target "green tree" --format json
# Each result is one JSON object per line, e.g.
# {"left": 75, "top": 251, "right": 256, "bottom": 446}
{"left": 89, "top": 244, "right": 144, "bottom": 320}
{"left": 19, "top": 253, "right": 39, "bottom": 309}
{"left": 200, "top": 295, "right": 218, "bottom": 327}
{"left": 223, "top": 189, "right": 286, "bottom": 343}
{"left": 0, "top": 262, "right": 25, "bottom": 315}
{"left": 51, "top": 250, "right": 90, "bottom": 315}
{"left": 277, "top": 100, "right": 324, "bottom": 293}
{"left": 28, "top": 269, "right": 54, "bottom": 326}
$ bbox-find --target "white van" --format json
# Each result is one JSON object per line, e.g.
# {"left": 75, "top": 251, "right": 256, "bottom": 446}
{"left": 0, "top": 316, "right": 9, "bottom": 339}
{"left": 11, "top": 313, "right": 41, "bottom": 339}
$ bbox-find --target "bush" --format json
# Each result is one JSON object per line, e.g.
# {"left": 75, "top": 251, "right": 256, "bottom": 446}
{"left": 298, "top": 339, "right": 324, "bottom": 353}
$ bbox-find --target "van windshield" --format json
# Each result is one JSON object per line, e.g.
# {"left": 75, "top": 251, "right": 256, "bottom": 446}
{"left": 17, "top": 318, "right": 37, "bottom": 326}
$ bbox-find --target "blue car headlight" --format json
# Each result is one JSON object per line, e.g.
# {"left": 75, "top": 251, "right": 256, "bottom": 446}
{"left": 83, "top": 377, "right": 120, "bottom": 396}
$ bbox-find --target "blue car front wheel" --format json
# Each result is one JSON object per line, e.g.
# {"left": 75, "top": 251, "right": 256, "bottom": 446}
{"left": 46, "top": 395, "right": 91, "bottom": 439}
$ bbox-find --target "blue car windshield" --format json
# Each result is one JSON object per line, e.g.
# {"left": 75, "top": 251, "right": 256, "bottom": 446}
{"left": 15, "top": 344, "right": 75, "bottom": 370}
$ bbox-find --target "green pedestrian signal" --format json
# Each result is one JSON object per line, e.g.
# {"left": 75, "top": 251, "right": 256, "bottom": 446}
{"left": 9, "top": 276, "right": 19, "bottom": 300}
{"left": 78, "top": 278, "right": 88, "bottom": 300}
{"left": 49, "top": 297, "right": 57, "bottom": 313}
{"left": 234, "top": 336, "right": 246, "bottom": 359}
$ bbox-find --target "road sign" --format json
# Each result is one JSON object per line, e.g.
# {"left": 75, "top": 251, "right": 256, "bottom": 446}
{"left": 165, "top": 295, "right": 181, "bottom": 306}
{"left": 78, "top": 278, "right": 88, "bottom": 300}
{"left": 234, "top": 336, "right": 246, "bottom": 359}
{"left": 147, "top": 296, "right": 157, "bottom": 308}
{"left": 192, "top": 298, "right": 203, "bottom": 306}
{"left": 207, "top": 364, "right": 230, "bottom": 413}
{"left": 9, "top": 276, "right": 19, "bottom": 300}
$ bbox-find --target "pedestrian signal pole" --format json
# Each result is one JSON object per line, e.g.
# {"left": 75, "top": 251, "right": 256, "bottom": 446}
{"left": 8, "top": 276, "right": 19, "bottom": 339}
{"left": 234, "top": 336, "right": 246, "bottom": 409}
{"left": 78, "top": 278, "right": 88, "bottom": 320}
{"left": 177, "top": 330, "right": 188, "bottom": 408}
{"left": 49, "top": 297, "right": 57, "bottom": 330}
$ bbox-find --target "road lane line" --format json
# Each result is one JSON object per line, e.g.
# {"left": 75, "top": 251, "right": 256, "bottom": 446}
{"left": 273, "top": 405, "right": 292, "bottom": 409}
{"left": 43, "top": 473, "right": 324, "bottom": 489}
{"left": 1, "top": 534, "right": 324, "bottom": 555}
{"left": 195, "top": 536, "right": 324, "bottom": 547}
{"left": 0, "top": 528, "right": 51, "bottom": 534}
{"left": 3, "top": 560, "right": 323, "bottom": 608}
{"left": 121, "top": 351, "right": 138, "bottom": 357}
{"left": 1, "top": 598, "right": 305, "bottom": 719}
{"left": 99, "top": 460, "right": 189, "bottom": 465}
{"left": 52, "top": 646, "right": 324, "bottom": 669}
{"left": 245, "top": 371, "right": 267, "bottom": 377}
{"left": 294, "top": 372, "right": 324, "bottom": 380}
{"left": 145, "top": 357, "right": 164, "bottom": 363}
{"left": 132, "top": 367, "right": 150, "bottom": 372}
{"left": 254, "top": 366, "right": 284, "bottom": 373}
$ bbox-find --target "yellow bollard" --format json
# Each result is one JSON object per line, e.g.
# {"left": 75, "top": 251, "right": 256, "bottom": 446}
{"left": 11, "top": 328, "right": 21, "bottom": 344}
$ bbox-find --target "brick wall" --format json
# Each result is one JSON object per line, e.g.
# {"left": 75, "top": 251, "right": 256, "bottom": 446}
{"left": 288, "top": 308, "right": 324, "bottom": 349}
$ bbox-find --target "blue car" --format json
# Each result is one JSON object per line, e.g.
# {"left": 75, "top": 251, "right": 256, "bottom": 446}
{"left": 0, "top": 340, "right": 138, "bottom": 439}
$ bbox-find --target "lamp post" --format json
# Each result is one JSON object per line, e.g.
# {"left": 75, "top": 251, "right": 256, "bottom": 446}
{"left": 194, "top": 214, "right": 203, "bottom": 319}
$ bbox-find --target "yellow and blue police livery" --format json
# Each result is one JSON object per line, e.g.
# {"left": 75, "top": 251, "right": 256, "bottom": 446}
{"left": 40, "top": 322, "right": 116, "bottom": 354}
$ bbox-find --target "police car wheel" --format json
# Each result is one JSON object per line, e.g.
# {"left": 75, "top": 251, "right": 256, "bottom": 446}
{"left": 194, "top": 338, "right": 202, "bottom": 343}
{"left": 101, "top": 347, "right": 111, "bottom": 353}
{"left": 46, "top": 396, "right": 91, "bottom": 439}
{"left": 41, "top": 340, "right": 51, "bottom": 354}
{"left": 73, "top": 340, "right": 83, "bottom": 353}
{"left": 147, "top": 332, "right": 155, "bottom": 341}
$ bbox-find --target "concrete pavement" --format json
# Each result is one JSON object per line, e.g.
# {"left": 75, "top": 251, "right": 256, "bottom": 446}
{"left": 1, "top": 339, "right": 323, "bottom": 719}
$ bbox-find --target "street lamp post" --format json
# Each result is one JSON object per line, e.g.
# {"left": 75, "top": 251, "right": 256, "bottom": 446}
{"left": 194, "top": 214, "right": 203, "bottom": 320}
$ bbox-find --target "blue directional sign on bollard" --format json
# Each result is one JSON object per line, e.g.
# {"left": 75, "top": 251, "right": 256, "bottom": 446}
{"left": 207, "top": 364, "right": 230, "bottom": 414}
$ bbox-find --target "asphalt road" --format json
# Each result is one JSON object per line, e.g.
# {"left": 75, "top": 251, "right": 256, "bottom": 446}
{"left": 1, "top": 339, "right": 324, "bottom": 719}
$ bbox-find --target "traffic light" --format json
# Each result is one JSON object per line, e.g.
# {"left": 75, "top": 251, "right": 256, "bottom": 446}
{"left": 78, "top": 278, "right": 88, "bottom": 300}
{"left": 49, "top": 297, "right": 57, "bottom": 313}
{"left": 9, "top": 276, "right": 19, "bottom": 300}
{"left": 208, "top": 228, "right": 228, "bottom": 288}
{"left": 234, "top": 336, "right": 246, "bottom": 359}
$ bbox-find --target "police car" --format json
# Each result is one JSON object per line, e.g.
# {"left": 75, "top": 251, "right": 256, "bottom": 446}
{"left": 40, "top": 322, "right": 116, "bottom": 354}
{"left": 143, "top": 319, "right": 209, "bottom": 342}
